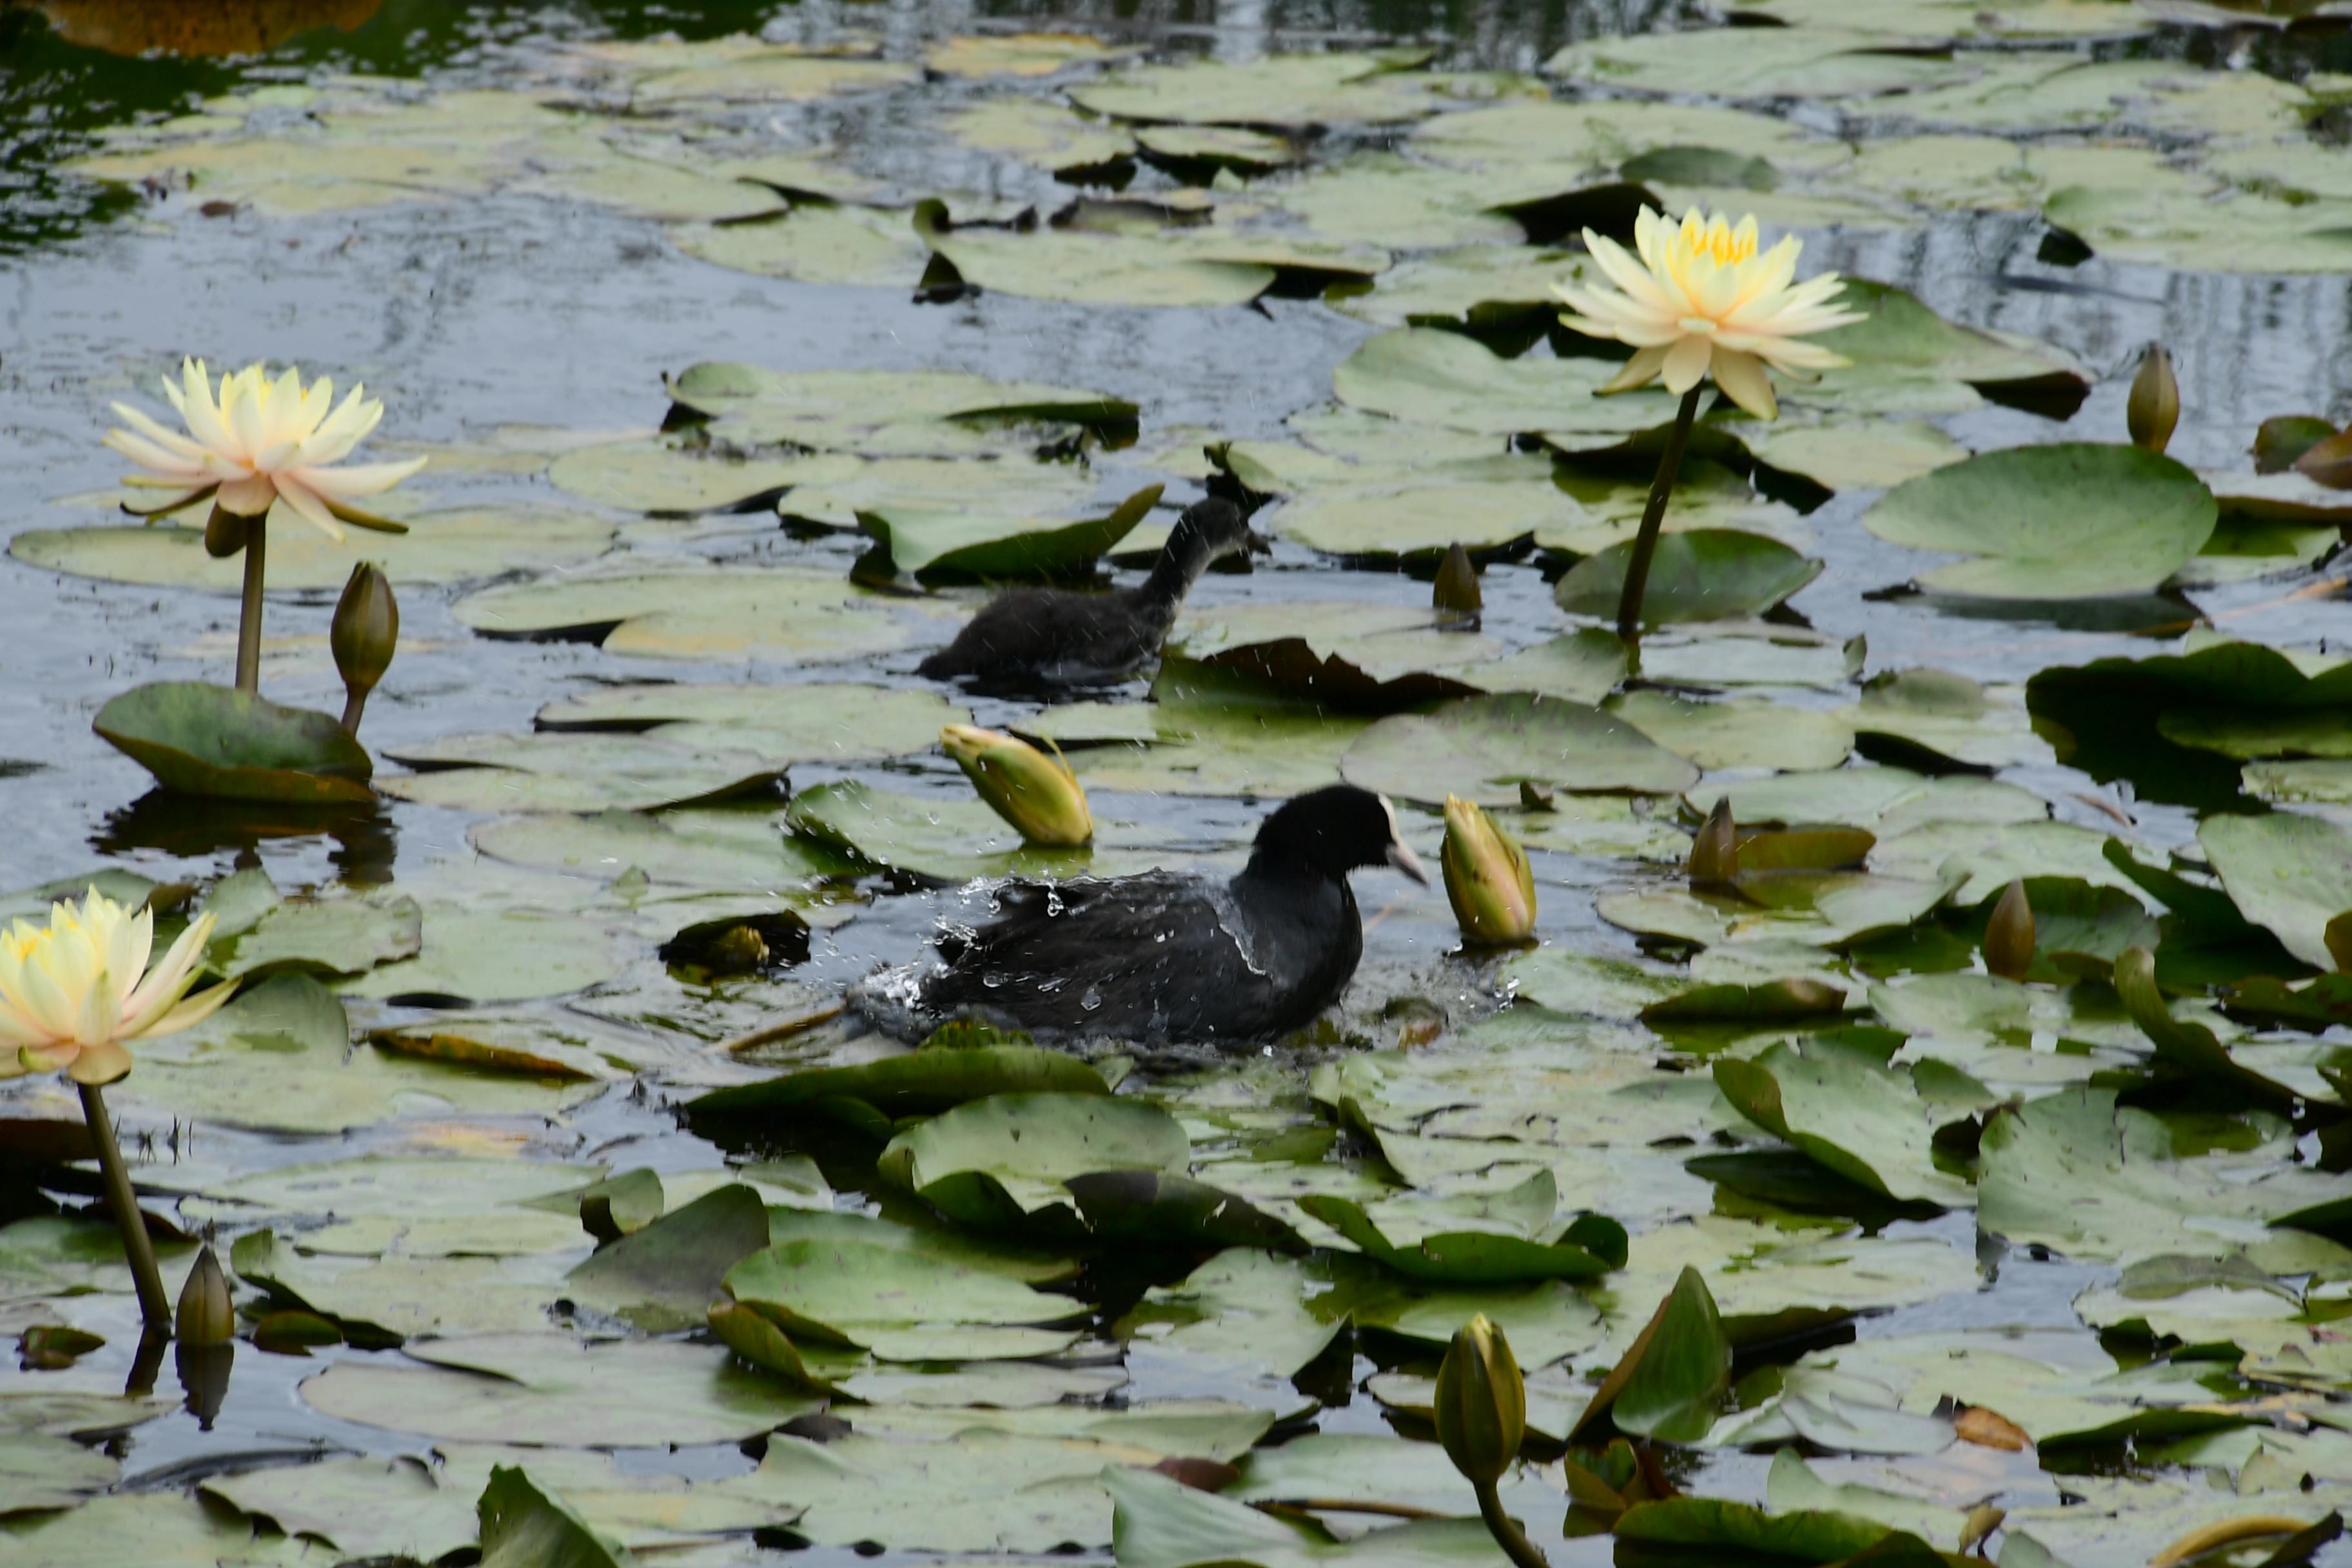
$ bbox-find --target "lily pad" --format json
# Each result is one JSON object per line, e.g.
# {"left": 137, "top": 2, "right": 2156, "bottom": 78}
{"left": 877, "top": 1092, "right": 1190, "bottom": 1239}
{"left": 1714, "top": 1038, "right": 1976, "bottom": 1206}
{"left": 723, "top": 1236, "right": 1083, "bottom": 1361}
{"left": 1977, "top": 1086, "right": 2352, "bottom": 1268}
{"left": 302, "top": 1333, "right": 823, "bottom": 1446}
{"left": 535, "top": 681, "right": 963, "bottom": 761}
{"left": 665, "top": 360, "right": 1135, "bottom": 452}
{"left": 691, "top": 1044, "right": 1108, "bottom": 1123}
{"left": 1336, "top": 327, "right": 1680, "bottom": 438}
{"left": 1836, "top": 667, "right": 2047, "bottom": 771}
{"left": 545, "top": 438, "right": 854, "bottom": 514}
{"left": 377, "top": 732, "right": 784, "bottom": 814}
{"left": 670, "top": 205, "right": 930, "bottom": 290}
{"left": 567, "top": 1184, "right": 772, "bottom": 1331}
{"left": 1863, "top": 443, "right": 2218, "bottom": 599}
{"left": 1342, "top": 692, "right": 1700, "bottom": 807}
{"left": 14, "top": 505, "right": 612, "bottom": 591}
{"left": 860, "top": 483, "right": 1161, "bottom": 581}
{"left": 1548, "top": 26, "right": 1977, "bottom": 98}
{"left": 1605, "top": 691, "right": 1854, "bottom": 773}
{"left": 1170, "top": 602, "right": 1495, "bottom": 711}
{"left": 453, "top": 564, "right": 937, "bottom": 664}
{"left": 1298, "top": 1188, "right": 1626, "bottom": 1284}
{"left": 2200, "top": 812, "right": 2352, "bottom": 970}
{"left": 1554, "top": 531, "right": 1823, "bottom": 625}
{"left": 785, "top": 779, "right": 1159, "bottom": 885}
{"left": 230, "top": 1230, "right": 564, "bottom": 1342}
{"left": 1069, "top": 50, "right": 1449, "bottom": 130}
{"left": 470, "top": 807, "right": 855, "bottom": 892}
{"left": 93, "top": 682, "right": 371, "bottom": 805}
{"left": 945, "top": 99, "right": 1135, "bottom": 173}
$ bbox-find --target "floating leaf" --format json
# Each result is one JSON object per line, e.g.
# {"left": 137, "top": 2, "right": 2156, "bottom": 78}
{"left": 476, "top": 1466, "right": 632, "bottom": 1568}
{"left": 877, "top": 1092, "right": 1190, "bottom": 1240}
{"left": 665, "top": 360, "right": 1136, "bottom": 449}
{"left": 1170, "top": 601, "right": 1494, "bottom": 712}
{"left": 723, "top": 1236, "right": 1082, "bottom": 1361}
{"left": 859, "top": 483, "right": 1161, "bottom": 581}
{"left": 453, "top": 564, "right": 939, "bottom": 663}
{"left": 1342, "top": 692, "right": 1700, "bottom": 807}
{"left": 377, "top": 732, "right": 783, "bottom": 814}
{"left": 2200, "top": 813, "right": 2352, "bottom": 970}
{"left": 93, "top": 682, "right": 371, "bottom": 805}
{"left": 1554, "top": 530, "right": 1823, "bottom": 625}
{"left": 567, "top": 1184, "right": 771, "bottom": 1332}
{"left": 784, "top": 779, "right": 1157, "bottom": 885}
{"left": 1714, "top": 1038, "right": 1976, "bottom": 1206}
{"left": 1864, "top": 443, "right": 2218, "bottom": 598}
{"left": 1069, "top": 50, "right": 1447, "bottom": 130}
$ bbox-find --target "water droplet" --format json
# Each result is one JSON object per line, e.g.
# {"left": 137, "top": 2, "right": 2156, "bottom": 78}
{"left": 1080, "top": 985, "right": 1102, "bottom": 1012}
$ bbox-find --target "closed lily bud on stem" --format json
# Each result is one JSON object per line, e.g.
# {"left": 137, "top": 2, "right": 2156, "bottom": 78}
{"left": 1433, "top": 543, "right": 1482, "bottom": 616}
{"left": 1984, "top": 879, "right": 2035, "bottom": 982}
{"left": 1442, "top": 795, "right": 1536, "bottom": 945}
{"left": 1687, "top": 798, "right": 1738, "bottom": 884}
{"left": 2326, "top": 911, "right": 2352, "bottom": 974}
{"left": 941, "top": 724, "right": 1093, "bottom": 847}
{"left": 175, "top": 1244, "right": 235, "bottom": 1346}
{"left": 2128, "top": 343, "right": 2179, "bottom": 454}
{"left": 203, "top": 504, "right": 251, "bottom": 559}
{"left": 332, "top": 561, "right": 398, "bottom": 736}
{"left": 1436, "top": 1314, "right": 1527, "bottom": 1487}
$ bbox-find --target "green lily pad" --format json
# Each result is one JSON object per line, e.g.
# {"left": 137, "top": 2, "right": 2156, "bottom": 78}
{"left": 1068, "top": 50, "right": 1448, "bottom": 130}
{"left": 1863, "top": 443, "right": 2218, "bottom": 599}
{"left": 0, "top": 1432, "right": 117, "bottom": 1516}
{"left": 229, "top": 1230, "right": 563, "bottom": 1342}
{"left": 1297, "top": 1188, "right": 1626, "bottom": 1285}
{"left": 1548, "top": 26, "right": 1977, "bottom": 98}
{"left": 1329, "top": 243, "right": 1583, "bottom": 332}
{"left": 93, "top": 682, "right": 372, "bottom": 805}
{"left": 476, "top": 1467, "right": 631, "bottom": 1568}
{"left": 120, "top": 976, "right": 596, "bottom": 1133}
{"left": 186, "top": 1155, "right": 602, "bottom": 1255}
{"left": 691, "top": 1044, "right": 1107, "bottom": 1122}
{"left": 1709, "top": 1376, "right": 1957, "bottom": 1462}
{"left": 338, "top": 906, "right": 631, "bottom": 1004}
{"left": 1469, "top": 629, "right": 1630, "bottom": 705}
{"left": 453, "top": 564, "right": 939, "bottom": 664}
{"left": 200, "top": 1457, "right": 471, "bottom": 1565}
{"left": 877, "top": 1092, "right": 1190, "bottom": 1239}
{"left": 1692, "top": 768, "right": 2049, "bottom": 832}
{"left": 377, "top": 732, "right": 784, "bottom": 814}
{"left": 1574, "top": 1266, "right": 1733, "bottom": 1443}
{"left": 723, "top": 1236, "right": 1083, "bottom": 1361}
{"left": 665, "top": 360, "right": 1136, "bottom": 450}
{"left": 784, "top": 779, "right": 1160, "bottom": 885}
{"left": 535, "top": 681, "right": 963, "bottom": 761}
{"left": 0, "top": 1494, "right": 323, "bottom": 1568}
{"left": 1335, "top": 327, "right": 1680, "bottom": 438}
{"left": 859, "top": 483, "right": 1161, "bottom": 581}
{"left": 1714, "top": 1038, "right": 1976, "bottom": 1206}
{"left": 567, "top": 1184, "right": 772, "bottom": 1332}
{"left": 716, "top": 1431, "right": 1117, "bottom": 1554}
{"left": 2200, "top": 812, "right": 2352, "bottom": 970}
{"left": 469, "top": 807, "right": 855, "bottom": 892}
{"left": 1108, "top": 1466, "right": 1507, "bottom": 1568}
{"left": 945, "top": 98, "right": 1135, "bottom": 172}
{"left": 1554, "top": 530, "right": 1824, "bottom": 626}
{"left": 1597, "top": 868, "right": 1958, "bottom": 950}
{"left": 1978, "top": 1086, "right": 2352, "bottom": 1268}
{"left": 2114, "top": 947, "right": 2304, "bottom": 1112}
{"left": 1137, "top": 124, "right": 1298, "bottom": 177}
{"left": 14, "top": 504, "right": 613, "bottom": 591}
{"left": 1835, "top": 667, "right": 2048, "bottom": 771}
{"left": 1063, "top": 1170, "right": 1306, "bottom": 1252}
{"left": 544, "top": 438, "right": 854, "bottom": 514}
{"left": 1342, "top": 692, "right": 1700, "bottom": 807}
{"left": 1605, "top": 691, "right": 1855, "bottom": 773}
{"left": 302, "top": 1333, "right": 823, "bottom": 1446}
{"left": 670, "top": 204, "right": 930, "bottom": 290}
{"left": 779, "top": 455, "right": 1100, "bottom": 531}
{"left": 1170, "top": 601, "right": 1495, "bottom": 711}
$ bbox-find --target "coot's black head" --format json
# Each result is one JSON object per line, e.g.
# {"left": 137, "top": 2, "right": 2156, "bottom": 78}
{"left": 1249, "top": 784, "right": 1429, "bottom": 886}
{"left": 1166, "top": 497, "right": 1271, "bottom": 565}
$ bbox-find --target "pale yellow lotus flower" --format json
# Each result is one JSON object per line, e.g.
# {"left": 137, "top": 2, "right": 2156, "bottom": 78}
{"left": 1, "top": 889, "right": 230, "bottom": 1086}
{"left": 104, "top": 358, "right": 426, "bottom": 540}
{"left": 1554, "top": 207, "right": 1867, "bottom": 421}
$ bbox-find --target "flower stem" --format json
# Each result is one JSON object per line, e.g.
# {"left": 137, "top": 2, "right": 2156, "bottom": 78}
{"left": 78, "top": 1082, "right": 170, "bottom": 1332}
{"left": 338, "top": 690, "right": 367, "bottom": 737}
{"left": 1614, "top": 384, "right": 1707, "bottom": 643}
{"left": 1474, "top": 1480, "right": 1551, "bottom": 1568}
{"left": 234, "top": 515, "right": 268, "bottom": 695}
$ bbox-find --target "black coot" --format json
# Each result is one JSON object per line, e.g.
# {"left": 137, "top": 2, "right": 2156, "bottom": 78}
{"left": 916, "top": 497, "right": 1267, "bottom": 691}
{"left": 860, "top": 785, "right": 1428, "bottom": 1045}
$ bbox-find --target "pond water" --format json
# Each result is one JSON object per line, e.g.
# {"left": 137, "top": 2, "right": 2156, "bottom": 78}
{"left": 4, "top": 1, "right": 2352, "bottom": 1565}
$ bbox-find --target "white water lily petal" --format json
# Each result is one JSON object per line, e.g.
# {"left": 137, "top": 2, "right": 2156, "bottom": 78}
{"left": 272, "top": 475, "right": 348, "bottom": 542}
{"left": 1552, "top": 205, "right": 1863, "bottom": 424}
{"left": 291, "top": 455, "right": 427, "bottom": 499}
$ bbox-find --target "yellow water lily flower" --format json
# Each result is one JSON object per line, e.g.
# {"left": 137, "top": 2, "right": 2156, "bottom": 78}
{"left": 104, "top": 358, "right": 426, "bottom": 540}
{"left": 1554, "top": 207, "right": 1867, "bottom": 421}
{"left": 2, "top": 889, "right": 230, "bottom": 1086}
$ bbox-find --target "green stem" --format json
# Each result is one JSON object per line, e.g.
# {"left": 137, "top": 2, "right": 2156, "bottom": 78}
{"left": 235, "top": 515, "right": 267, "bottom": 694}
{"left": 338, "top": 689, "right": 368, "bottom": 738}
{"left": 79, "top": 1082, "right": 170, "bottom": 1332}
{"left": 1614, "top": 384, "right": 1706, "bottom": 643}
{"left": 1474, "top": 1480, "right": 1551, "bottom": 1568}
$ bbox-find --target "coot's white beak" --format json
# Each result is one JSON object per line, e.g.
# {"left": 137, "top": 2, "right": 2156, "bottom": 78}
{"left": 1386, "top": 839, "right": 1431, "bottom": 886}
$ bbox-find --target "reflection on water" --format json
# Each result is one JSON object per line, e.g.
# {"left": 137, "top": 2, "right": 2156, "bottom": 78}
{"left": 94, "top": 790, "right": 398, "bottom": 884}
{"left": 6, "top": 0, "right": 381, "bottom": 57}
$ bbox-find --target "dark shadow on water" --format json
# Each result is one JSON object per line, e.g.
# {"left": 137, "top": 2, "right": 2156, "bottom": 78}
{"left": 94, "top": 789, "right": 398, "bottom": 883}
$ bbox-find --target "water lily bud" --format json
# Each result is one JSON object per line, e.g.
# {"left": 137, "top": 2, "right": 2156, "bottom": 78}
{"left": 710, "top": 925, "right": 770, "bottom": 972}
{"left": 1435, "top": 1314, "right": 1525, "bottom": 1488}
{"left": 1441, "top": 795, "right": 1536, "bottom": 946}
{"left": 2326, "top": 911, "right": 2352, "bottom": 974}
{"left": 175, "top": 1244, "right": 235, "bottom": 1347}
{"left": 331, "top": 562, "right": 398, "bottom": 736}
{"left": 2127, "top": 343, "right": 2179, "bottom": 454}
{"left": 941, "top": 724, "right": 1092, "bottom": 847}
{"left": 203, "top": 505, "right": 251, "bottom": 559}
{"left": 1687, "top": 798, "right": 1738, "bottom": 884}
{"left": 1984, "top": 879, "right": 2035, "bottom": 982}
{"left": 1433, "top": 543, "right": 1482, "bottom": 615}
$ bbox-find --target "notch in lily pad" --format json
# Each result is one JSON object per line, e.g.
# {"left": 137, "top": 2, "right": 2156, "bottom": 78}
{"left": 1568, "top": 1266, "right": 1732, "bottom": 1444}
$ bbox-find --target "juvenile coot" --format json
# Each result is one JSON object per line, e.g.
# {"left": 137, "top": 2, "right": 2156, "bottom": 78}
{"left": 916, "top": 497, "right": 1267, "bottom": 691}
{"left": 858, "top": 784, "right": 1428, "bottom": 1045}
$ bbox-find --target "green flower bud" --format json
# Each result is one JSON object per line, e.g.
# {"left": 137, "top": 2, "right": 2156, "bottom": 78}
{"left": 1434, "top": 542, "right": 1483, "bottom": 615}
{"left": 331, "top": 562, "right": 398, "bottom": 736}
{"left": 942, "top": 723, "right": 1093, "bottom": 847}
{"left": 1687, "top": 798, "right": 1738, "bottom": 884}
{"left": 2128, "top": 343, "right": 2179, "bottom": 455}
{"left": 203, "top": 505, "right": 251, "bottom": 559}
{"left": 2326, "top": 911, "right": 2352, "bottom": 975}
{"left": 175, "top": 1243, "right": 235, "bottom": 1347}
{"left": 1984, "top": 878, "right": 2035, "bottom": 982}
{"left": 1435, "top": 1314, "right": 1525, "bottom": 1487}
{"left": 1441, "top": 794, "right": 1536, "bottom": 945}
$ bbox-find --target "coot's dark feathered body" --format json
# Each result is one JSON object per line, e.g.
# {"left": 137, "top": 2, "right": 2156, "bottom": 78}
{"left": 865, "top": 785, "right": 1427, "bottom": 1046}
{"left": 916, "top": 498, "right": 1264, "bottom": 692}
